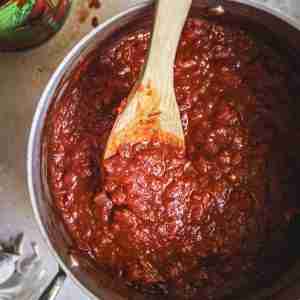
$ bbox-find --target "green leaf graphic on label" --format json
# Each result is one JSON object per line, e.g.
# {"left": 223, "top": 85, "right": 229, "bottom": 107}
{"left": 0, "top": 0, "right": 35, "bottom": 31}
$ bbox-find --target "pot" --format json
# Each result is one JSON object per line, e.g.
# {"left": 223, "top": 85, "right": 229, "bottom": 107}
{"left": 27, "top": 1, "right": 300, "bottom": 299}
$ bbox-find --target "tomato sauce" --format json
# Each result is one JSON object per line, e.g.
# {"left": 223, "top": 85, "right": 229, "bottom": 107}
{"left": 44, "top": 14, "right": 300, "bottom": 299}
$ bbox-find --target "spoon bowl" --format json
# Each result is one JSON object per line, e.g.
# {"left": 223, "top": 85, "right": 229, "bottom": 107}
{"left": 104, "top": 0, "right": 192, "bottom": 160}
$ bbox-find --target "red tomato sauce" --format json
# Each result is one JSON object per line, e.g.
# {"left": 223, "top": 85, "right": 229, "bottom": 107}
{"left": 44, "top": 14, "right": 300, "bottom": 299}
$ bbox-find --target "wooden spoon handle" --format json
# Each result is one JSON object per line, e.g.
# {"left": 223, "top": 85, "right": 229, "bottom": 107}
{"left": 142, "top": 0, "right": 192, "bottom": 94}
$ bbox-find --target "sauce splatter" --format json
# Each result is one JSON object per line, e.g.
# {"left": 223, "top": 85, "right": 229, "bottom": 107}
{"left": 88, "top": 0, "right": 101, "bottom": 9}
{"left": 91, "top": 16, "right": 99, "bottom": 28}
{"left": 77, "top": 0, "right": 101, "bottom": 26}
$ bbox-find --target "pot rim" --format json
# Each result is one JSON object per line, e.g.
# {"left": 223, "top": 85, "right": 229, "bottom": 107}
{"left": 27, "top": 1, "right": 300, "bottom": 299}
{"left": 27, "top": 2, "right": 153, "bottom": 299}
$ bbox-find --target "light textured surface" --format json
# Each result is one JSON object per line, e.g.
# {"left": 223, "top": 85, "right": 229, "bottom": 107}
{"left": 0, "top": 0, "right": 299, "bottom": 300}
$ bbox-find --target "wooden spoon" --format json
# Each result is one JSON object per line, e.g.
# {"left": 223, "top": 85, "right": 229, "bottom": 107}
{"left": 104, "top": 0, "right": 192, "bottom": 160}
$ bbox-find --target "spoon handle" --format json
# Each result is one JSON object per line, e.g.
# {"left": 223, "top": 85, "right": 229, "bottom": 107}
{"left": 39, "top": 268, "right": 66, "bottom": 300}
{"left": 142, "top": 0, "right": 192, "bottom": 94}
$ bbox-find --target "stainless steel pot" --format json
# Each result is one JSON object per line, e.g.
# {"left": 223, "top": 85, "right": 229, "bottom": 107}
{"left": 27, "top": 1, "right": 300, "bottom": 299}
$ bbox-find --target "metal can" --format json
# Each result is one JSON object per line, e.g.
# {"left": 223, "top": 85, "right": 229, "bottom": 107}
{"left": 0, "top": 0, "right": 71, "bottom": 51}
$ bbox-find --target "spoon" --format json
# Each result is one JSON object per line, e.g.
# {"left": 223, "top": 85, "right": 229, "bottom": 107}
{"left": 104, "top": 0, "right": 192, "bottom": 160}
